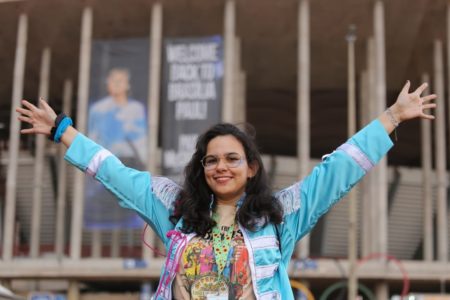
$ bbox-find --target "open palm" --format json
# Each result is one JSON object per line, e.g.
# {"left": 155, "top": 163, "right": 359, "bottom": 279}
{"left": 392, "top": 81, "right": 437, "bottom": 122}
{"left": 16, "top": 99, "right": 57, "bottom": 135}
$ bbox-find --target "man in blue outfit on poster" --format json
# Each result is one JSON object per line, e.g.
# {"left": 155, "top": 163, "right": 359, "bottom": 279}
{"left": 85, "top": 68, "right": 147, "bottom": 228}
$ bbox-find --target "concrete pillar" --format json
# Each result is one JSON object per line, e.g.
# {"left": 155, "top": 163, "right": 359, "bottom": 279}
{"left": 421, "top": 73, "right": 433, "bottom": 261}
{"left": 367, "top": 37, "right": 377, "bottom": 121}
{"left": 3, "top": 13, "right": 28, "bottom": 261}
{"left": 374, "top": 1, "right": 389, "bottom": 297}
{"left": 361, "top": 38, "right": 376, "bottom": 257}
{"left": 433, "top": 40, "right": 448, "bottom": 262}
{"left": 359, "top": 70, "right": 369, "bottom": 258}
{"left": 111, "top": 229, "right": 120, "bottom": 257}
{"left": 234, "top": 37, "right": 246, "bottom": 123}
{"left": 144, "top": 1, "right": 163, "bottom": 260}
{"left": 55, "top": 79, "right": 73, "bottom": 257}
{"left": 91, "top": 230, "right": 101, "bottom": 258}
{"left": 359, "top": 72, "right": 370, "bottom": 127}
{"left": 296, "top": 0, "right": 311, "bottom": 260}
{"left": 368, "top": 38, "right": 379, "bottom": 253}
{"left": 30, "top": 47, "right": 51, "bottom": 258}
{"left": 67, "top": 281, "right": 80, "bottom": 300}
{"left": 223, "top": 0, "right": 236, "bottom": 123}
{"left": 375, "top": 281, "right": 389, "bottom": 300}
{"left": 238, "top": 72, "right": 247, "bottom": 123}
{"left": 444, "top": 0, "right": 450, "bottom": 262}
{"left": 70, "top": 5, "right": 93, "bottom": 261}
{"left": 147, "top": 0, "right": 162, "bottom": 176}
{"left": 346, "top": 25, "right": 358, "bottom": 300}
{"left": 373, "top": 0, "right": 388, "bottom": 254}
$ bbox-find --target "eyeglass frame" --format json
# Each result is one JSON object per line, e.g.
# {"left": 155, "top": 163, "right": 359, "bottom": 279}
{"left": 200, "top": 153, "right": 246, "bottom": 170}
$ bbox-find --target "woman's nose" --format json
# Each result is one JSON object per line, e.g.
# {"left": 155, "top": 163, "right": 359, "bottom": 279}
{"left": 215, "top": 157, "right": 228, "bottom": 170}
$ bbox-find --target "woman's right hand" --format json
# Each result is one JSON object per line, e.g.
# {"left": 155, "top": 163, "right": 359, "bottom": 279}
{"left": 16, "top": 99, "right": 57, "bottom": 136}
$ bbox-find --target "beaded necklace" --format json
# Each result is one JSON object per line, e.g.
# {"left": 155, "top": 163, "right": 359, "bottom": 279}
{"left": 211, "top": 213, "right": 235, "bottom": 278}
{"left": 210, "top": 194, "right": 245, "bottom": 279}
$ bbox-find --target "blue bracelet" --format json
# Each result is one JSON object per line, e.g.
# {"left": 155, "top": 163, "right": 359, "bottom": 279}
{"left": 54, "top": 116, "right": 73, "bottom": 143}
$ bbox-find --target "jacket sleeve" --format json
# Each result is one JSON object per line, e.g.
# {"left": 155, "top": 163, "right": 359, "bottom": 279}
{"left": 275, "top": 119, "right": 393, "bottom": 244}
{"left": 64, "top": 133, "right": 180, "bottom": 244}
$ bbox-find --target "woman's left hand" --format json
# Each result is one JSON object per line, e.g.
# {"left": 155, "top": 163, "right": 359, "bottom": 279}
{"left": 390, "top": 81, "right": 437, "bottom": 123}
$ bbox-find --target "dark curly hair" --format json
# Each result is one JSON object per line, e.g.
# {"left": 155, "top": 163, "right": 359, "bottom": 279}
{"left": 170, "top": 123, "right": 283, "bottom": 237}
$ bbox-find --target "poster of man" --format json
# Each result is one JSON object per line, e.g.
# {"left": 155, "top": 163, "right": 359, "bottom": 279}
{"left": 84, "top": 38, "right": 149, "bottom": 230}
{"left": 88, "top": 68, "right": 147, "bottom": 163}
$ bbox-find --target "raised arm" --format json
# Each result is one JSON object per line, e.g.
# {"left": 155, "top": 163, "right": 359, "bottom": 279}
{"left": 275, "top": 81, "right": 437, "bottom": 248}
{"left": 16, "top": 99, "right": 180, "bottom": 243}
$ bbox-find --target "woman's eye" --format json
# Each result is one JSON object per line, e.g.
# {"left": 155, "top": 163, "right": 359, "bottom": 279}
{"left": 227, "top": 155, "right": 241, "bottom": 162}
{"left": 205, "top": 157, "right": 217, "bottom": 165}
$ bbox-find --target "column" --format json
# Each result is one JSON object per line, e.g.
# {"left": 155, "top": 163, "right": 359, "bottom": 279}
{"left": 346, "top": 25, "right": 358, "bottom": 300}
{"left": 359, "top": 69, "right": 370, "bottom": 257}
{"left": 55, "top": 79, "right": 73, "bottom": 257}
{"left": 3, "top": 12, "right": 28, "bottom": 261}
{"left": 68, "top": 6, "right": 92, "bottom": 300}
{"left": 420, "top": 73, "right": 433, "bottom": 261}
{"left": 30, "top": 47, "right": 51, "bottom": 258}
{"left": 234, "top": 37, "right": 246, "bottom": 123}
{"left": 297, "top": 0, "right": 311, "bottom": 259}
{"left": 374, "top": 1, "right": 388, "bottom": 297}
{"left": 433, "top": 40, "right": 448, "bottom": 262}
{"left": 362, "top": 38, "right": 376, "bottom": 257}
{"left": 70, "top": 5, "right": 92, "bottom": 261}
{"left": 223, "top": 0, "right": 236, "bottom": 123}
{"left": 144, "top": 0, "right": 163, "bottom": 260}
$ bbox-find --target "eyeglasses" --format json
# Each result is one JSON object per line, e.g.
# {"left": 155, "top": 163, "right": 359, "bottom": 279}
{"left": 200, "top": 153, "right": 245, "bottom": 170}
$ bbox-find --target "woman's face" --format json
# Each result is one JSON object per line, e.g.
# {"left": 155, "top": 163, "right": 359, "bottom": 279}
{"left": 204, "top": 135, "right": 256, "bottom": 206}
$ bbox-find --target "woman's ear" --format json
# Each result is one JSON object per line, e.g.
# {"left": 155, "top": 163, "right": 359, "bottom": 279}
{"left": 248, "top": 161, "right": 259, "bottom": 178}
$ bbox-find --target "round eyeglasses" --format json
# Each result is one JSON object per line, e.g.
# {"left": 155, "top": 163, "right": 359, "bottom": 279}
{"left": 200, "top": 153, "right": 245, "bottom": 170}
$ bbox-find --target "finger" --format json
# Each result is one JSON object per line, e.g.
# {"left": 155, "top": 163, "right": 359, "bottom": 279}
{"left": 17, "top": 115, "right": 33, "bottom": 124}
{"left": 423, "top": 103, "right": 437, "bottom": 110}
{"left": 401, "top": 80, "right": 411, "bottom": 94}
{"left": 422, "top": 94, "right": 437, "bottom": 103}
{"left": 20, "top": 128, "right": 36, "bottom": 134}
{"left": 421, "top": 113, "right": 435, "bottom": 120}
{"left": 16, "top": 107, "right": 32, "bottom": 117}
{"left": 413, "top": 83, "right": 428, "bottom": 96}
{"left": 40, "top": 99, "right": 57, "bottom": 119}
{"left": 40, "top": 98, "right": 51, "bottom": 110}
{"left": 21, "top": 99, "right": 39, "bottom": 111}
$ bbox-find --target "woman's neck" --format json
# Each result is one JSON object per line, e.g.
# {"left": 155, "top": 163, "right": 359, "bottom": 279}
{"left": 215, "top": 193, "right": 245, "bottom": 207}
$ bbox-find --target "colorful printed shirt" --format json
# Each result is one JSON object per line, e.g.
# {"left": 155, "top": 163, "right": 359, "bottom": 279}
{"left": 173, "top": 204, "right": 256, "bottom": 300}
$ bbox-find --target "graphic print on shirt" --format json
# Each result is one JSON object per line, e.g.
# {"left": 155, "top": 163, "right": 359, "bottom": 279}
{"left": 180, "top": 226, "right": 251, "bottom": 300}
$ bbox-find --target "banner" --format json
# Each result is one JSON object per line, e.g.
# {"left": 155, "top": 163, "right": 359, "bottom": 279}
{"left": 161, "top": 36, "right": 223, "bottom": 181}
{"left": 84, "top": 38, "right": 149, "bottom": 229}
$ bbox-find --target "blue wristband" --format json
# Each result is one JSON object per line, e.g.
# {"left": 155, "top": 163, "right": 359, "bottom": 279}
{"left": 54, "top": 117, "right": 73, "bottom": 143}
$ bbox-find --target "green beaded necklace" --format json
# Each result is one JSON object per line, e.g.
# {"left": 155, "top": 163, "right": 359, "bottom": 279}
{"left": 211, "top": 213, "right": 235, "bottom": 278}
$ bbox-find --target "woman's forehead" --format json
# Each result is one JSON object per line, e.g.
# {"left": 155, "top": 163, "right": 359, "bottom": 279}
{"left": 206, "top": 135, "right": 245, "bottom": 154}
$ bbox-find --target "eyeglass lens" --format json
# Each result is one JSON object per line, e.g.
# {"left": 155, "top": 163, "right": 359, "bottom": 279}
{"left": 202, "top": 153, "right": 243, "bottom": 169}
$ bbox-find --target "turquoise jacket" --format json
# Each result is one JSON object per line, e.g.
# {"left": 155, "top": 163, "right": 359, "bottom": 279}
{"left": 65, "top": 119, "right": 393, "bottom": 299}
